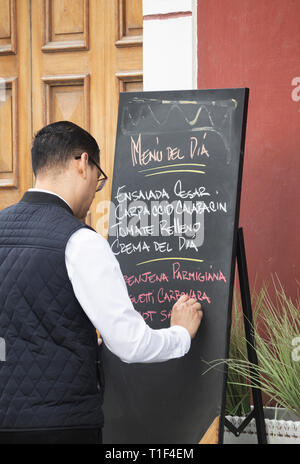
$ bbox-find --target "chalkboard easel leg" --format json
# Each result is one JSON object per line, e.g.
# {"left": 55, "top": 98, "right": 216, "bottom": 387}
{"left": 230, "top": 227, "right": 268, "bottom": 444}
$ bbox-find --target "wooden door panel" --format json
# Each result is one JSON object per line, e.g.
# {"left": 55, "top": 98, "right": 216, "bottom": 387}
{"left": 116, "top": 0, "right": 143, "bottom": 46}
{"left": 0, "top": 0, "right": 11, "bottom": 38}
{"left": 124, "top": 0, "right": 143, "bottom": 36}
{"left": 0, "top": 0, "right": 32, "bottom": 210}
{"left": 32, "top": 0, "right": 103, "bottom": 229}
{"left": 42, "top": 74, "right": 90, "bottom": 129}
{"left": 53, "top": 0, "right": 85, "bottom": 34}
{"left": 32, "top": 0, "right": 92, "bottom": 135}
{"left": 121, "top": 79, "right": 143, "bottom": 93}
{"left": 0, "top": 77, "right": 17, "bottom": 186}
{"left": 50, "top": 85, "right": 85, "bottom": 126}
{"left": 43, "top": 0, "right": 89, "bottom": 51}
{"left": 116, "top": 71, "right": 143, "bottom": 93}
{"left": 0, "top": 0, "right": 16, "bottom": 55}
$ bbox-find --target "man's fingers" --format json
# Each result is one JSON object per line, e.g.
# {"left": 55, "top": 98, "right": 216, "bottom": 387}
{"left": 197, "top": 308, "right": 204, "bottom": 319}
{"left": 176, "top": 294, "right": 189, "bottom": 304}
{"left": 190, "top": 303, "right": 203, "bottom": 319}
{"left": 192, "top": 302, "right": 202, "bottom": 311}
{"left": 175, "top": 295, "right": 202, "bottom": 310}
{"left": 171, "top": 294, "right": 203, "bottom": 339}
{"left": 173, "top": 294, "right": 203, "bottom": 319}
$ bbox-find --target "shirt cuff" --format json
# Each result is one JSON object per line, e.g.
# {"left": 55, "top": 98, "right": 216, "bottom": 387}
{"left": 170, "top": 325, "right": 191, "bottom": 355}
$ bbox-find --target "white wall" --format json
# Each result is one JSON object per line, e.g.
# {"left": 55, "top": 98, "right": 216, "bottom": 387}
{"left": 143, "top": 0, "right": 194, "bottom": 15}
{"left": 143, "top": 0, "right": 197, "bottom": 91}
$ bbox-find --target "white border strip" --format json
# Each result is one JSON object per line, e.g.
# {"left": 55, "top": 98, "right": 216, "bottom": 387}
{"left": 192, "top": 0, "right": 198, "bottom": 90}
{"left": 143, "top": 0, "right": 198, "bottom": 91}
{"left": 143, "top": 0, "right": 193, "bottom": 16}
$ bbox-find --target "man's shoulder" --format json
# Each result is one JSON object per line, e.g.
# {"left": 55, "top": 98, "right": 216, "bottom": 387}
{"left": 0, "top": 201, "right": 88, "bottom": 248}
{"left": 0, "top": 202, "right": 26, "bottom": 223}
{"left": 68, "top": 227, "right": 108, "bottom": 247}
{"left": 0, "top": 202, "right": 19, "bottom": 215}
{"left": 66, "top": 227, "right": 114, "bottom": 261}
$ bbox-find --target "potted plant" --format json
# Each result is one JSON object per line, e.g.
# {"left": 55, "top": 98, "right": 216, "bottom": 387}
{"left": 222, "top": 277, "right": 300, "bottom": 444}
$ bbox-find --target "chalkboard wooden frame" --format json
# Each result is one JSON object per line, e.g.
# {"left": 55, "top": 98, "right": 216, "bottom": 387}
{"left": 103, "top": 88, "right": 255, "bottom": 444}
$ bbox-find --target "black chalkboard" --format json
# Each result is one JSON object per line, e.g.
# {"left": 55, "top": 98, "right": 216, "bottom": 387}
{"left": 102, "top": 89, "right": 249, "bottom": 444}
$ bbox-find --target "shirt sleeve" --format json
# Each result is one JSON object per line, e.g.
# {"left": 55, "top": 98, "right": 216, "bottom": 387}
{"left": 65, "top": 228, "right": 191, "bottom": 363}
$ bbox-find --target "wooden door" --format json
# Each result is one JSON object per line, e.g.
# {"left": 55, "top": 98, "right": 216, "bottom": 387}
{"left": 0, "top": 0, "right": 32, "bottom": 209}
{"left": 0, "top": 0, "right": 143, "bottom": 234}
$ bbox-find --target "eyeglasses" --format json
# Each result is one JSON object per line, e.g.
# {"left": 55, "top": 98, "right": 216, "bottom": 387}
{"left": 75, "top": 155, "right": 108, "bottom": 192}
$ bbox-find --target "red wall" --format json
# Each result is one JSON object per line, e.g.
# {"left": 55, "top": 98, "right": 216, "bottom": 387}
{"left": 197, "top": 0, "right": 300, "bottom": 300}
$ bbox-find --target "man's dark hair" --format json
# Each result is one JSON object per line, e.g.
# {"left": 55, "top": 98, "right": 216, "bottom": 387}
{"left": 31, "top": 121, "right": 100, "bottom": 176}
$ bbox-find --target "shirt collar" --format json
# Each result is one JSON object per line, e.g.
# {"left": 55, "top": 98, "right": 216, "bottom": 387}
{"left": 21, "top": 189, "right": 74, "bottom": 215}
{"left": 28, "top": 188, "right": 72, "bottom": 210}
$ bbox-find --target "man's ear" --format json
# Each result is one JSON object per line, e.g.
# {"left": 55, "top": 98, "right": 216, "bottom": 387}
{"left": 76, "top": 152, "right": 89, "bottom": 179}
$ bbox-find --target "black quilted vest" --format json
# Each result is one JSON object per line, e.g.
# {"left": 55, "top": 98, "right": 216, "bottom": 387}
{"left": 0, "top": 192, "right": 104, "bottom": 431}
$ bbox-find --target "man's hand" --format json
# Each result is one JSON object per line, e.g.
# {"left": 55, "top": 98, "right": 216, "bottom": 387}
{"left": 170, "top": 294, "right": 203, "bottom": 339}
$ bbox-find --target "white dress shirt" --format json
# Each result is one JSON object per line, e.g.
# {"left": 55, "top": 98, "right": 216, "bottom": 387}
{"left": 28, "top": 189, "right": 191, "bottom": 363}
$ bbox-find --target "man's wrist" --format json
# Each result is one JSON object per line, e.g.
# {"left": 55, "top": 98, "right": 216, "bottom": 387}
{"left": 170, "top": 325, "right": 191, "bottom": 354}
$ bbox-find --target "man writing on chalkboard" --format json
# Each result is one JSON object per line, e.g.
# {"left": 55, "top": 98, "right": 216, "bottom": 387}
{"left": 0, "top": 121, "right": 203, "bottom": 444}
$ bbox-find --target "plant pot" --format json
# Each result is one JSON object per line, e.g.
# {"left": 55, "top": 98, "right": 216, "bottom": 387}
{"left": 224, "top": 407, "right": 300, "bottom": 444}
